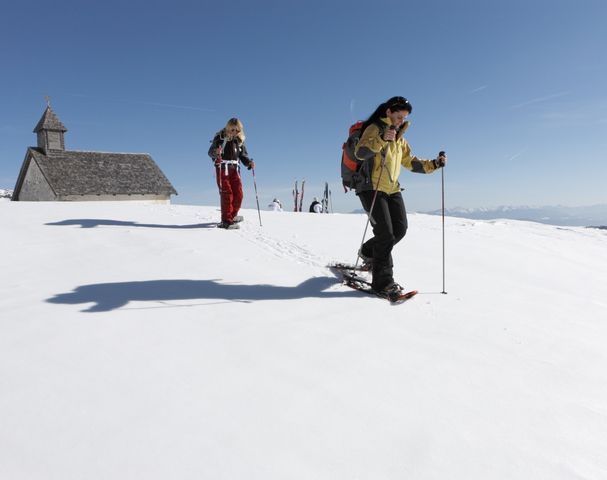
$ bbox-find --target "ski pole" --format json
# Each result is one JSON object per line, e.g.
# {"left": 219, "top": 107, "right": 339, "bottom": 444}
{"left": 353, "top": 125, "right": 398, "bottom": 268}
{"left": 216, "top": 136, "right": 228, "bottom": 205}
{"left": 354, "top": 162, "right": 389, "bottom": 270}
{"left": 252, "top": 166, "right": 262, "bottom": 227}
{"left": 440, "top": 151, "right": 447, "bottom": 294}
{"left": 354, "top": 126, "right": 395, "bottom": 268}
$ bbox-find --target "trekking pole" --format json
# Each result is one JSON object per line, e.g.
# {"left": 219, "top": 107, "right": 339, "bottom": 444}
{"left": 440, "top": 151, "right": 447, "bottom": 294}
{"left": 354, "top": 159, "right": 387, "bottom": 269}
{"left": 354, "top": 126, "right": 395, "bottom": 269}
{"left": 216, "top": 136, "right": 228, "bottom": 205}
{"left": 251, "top": 166, "right": 262, "bottom": 227}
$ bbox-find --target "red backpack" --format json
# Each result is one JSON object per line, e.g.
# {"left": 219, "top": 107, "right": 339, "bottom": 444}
{"left": 341, "top": 121, "right": 365, "bottom": 192}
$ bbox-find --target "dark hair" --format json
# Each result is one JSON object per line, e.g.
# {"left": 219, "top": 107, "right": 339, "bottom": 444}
{"left": 361, "top": 96, "right": 412, "bottom": 133}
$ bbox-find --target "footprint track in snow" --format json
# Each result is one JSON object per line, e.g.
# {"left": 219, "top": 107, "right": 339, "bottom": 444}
{"left": 237, "top": 227, "right": 323, "bottom": 268}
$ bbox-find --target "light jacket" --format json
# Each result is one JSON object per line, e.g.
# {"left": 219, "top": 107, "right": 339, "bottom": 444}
{"left": 355, "top": 117, "right": 438, "bottom": 194}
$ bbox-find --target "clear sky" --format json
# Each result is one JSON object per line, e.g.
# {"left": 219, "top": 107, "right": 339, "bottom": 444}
{"left": 1, "top": 0, "right": 605, "bottom": 212}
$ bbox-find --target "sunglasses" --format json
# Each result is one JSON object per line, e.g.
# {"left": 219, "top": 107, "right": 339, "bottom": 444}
{"left": 388, "top": 97, "right": 411, "bottom": 110}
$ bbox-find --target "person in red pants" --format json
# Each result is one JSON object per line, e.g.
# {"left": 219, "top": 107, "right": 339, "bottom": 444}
{"left": 208, "top": 118, "right": 255, "bottom": 229}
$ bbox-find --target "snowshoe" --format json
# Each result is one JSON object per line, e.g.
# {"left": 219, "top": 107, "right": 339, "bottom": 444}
{"left": 328, "top": 262, "right": 372, "bottom": 273}
{"left": 357, "top": 248, "right": 374, "bottom": 271}
{"left": 337, "top": 271, "right": 417, "bottom": 304}
{"left": 374, "top": 282, "right": 405, "bottom": 301}
{"left": 217, "top": 221, "right": 240, "bottom": 230}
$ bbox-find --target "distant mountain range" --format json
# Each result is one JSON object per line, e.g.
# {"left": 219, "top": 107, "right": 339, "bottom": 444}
{"left": 3, "top": 186, "right": 604, "bottom": 228}
{"left": 422, "top": 204, "right": 607, "bottom": 227}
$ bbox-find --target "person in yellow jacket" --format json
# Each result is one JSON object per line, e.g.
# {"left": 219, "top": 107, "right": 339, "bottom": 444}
{"left": 354, "top": 96, "right": 447, "bottom": 295}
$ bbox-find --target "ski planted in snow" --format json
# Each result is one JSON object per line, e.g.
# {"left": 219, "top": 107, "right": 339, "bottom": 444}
{"left": 322, "top": 182, "right": 329, "bottom": 214}
{"left": 299, "top": 179, "right": 305, "bottom": 212}
{"left": 293, "top": 180, "right": 299, "bottom": 212}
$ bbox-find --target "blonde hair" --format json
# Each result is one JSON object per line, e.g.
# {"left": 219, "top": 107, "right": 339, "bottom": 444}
{"left": 222, "top": 117, "right": 245, "bottom": 142}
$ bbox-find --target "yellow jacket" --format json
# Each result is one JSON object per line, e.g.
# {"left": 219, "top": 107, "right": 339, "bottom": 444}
{"left": 355, "top": 117, "right": 438, "bottom": 194}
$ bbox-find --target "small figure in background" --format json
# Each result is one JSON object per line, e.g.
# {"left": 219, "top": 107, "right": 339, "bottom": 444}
{"left": 269, "top": 198, "right": 283, "bottom": 211}
{"left": 309, "top": 197, "right": 323, "bottom": 213}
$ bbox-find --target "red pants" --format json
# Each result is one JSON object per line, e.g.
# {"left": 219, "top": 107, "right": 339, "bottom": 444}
{"left": 216, "top": 165, "right": 243, "bottom": 222}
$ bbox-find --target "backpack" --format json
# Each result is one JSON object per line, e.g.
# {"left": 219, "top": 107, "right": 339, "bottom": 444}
{"left": 340, "top": 121, "right": 365, "bottom": 192}
{"left": 341, "top": 120, "right": 389, "bottom": 192}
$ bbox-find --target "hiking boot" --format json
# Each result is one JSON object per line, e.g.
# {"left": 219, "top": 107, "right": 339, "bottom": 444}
{"left": 217, "top": 221, "right": 240, "bottom": 230}
{"left": 232, "top": 215, "right": 244, "bottom": 223}
{"left": 357, "top": 248, "right": 373, "bottom": 271}
{"left": 375, "top": 281, "right": 404, "bottom": 299}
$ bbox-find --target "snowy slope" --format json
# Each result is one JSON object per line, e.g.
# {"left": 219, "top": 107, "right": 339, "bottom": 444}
{"left": 1, "top": 201, "right": 606, "bottom": 480}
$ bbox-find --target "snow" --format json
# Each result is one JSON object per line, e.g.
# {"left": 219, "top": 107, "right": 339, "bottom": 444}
{"left": 1, "top": 201, "right": 606, "bottom": 479}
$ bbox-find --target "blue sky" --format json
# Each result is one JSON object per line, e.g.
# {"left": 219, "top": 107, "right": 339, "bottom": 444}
{"left": 1, "top": 0, "right": 606, "bottom": 212}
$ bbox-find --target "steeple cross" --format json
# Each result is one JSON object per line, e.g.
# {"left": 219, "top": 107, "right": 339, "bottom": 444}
{"left": 45, "top": 96, "right": 51, "bottom": 107}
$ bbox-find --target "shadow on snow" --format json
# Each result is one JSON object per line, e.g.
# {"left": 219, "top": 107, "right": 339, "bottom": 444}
{"left": 47, "top": 277, "right": 359, "bottom": 313}
{"left": 45, "top": 219, "right": 217, "bottom": 229}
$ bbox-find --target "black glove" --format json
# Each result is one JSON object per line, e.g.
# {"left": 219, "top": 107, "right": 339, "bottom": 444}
{"left": 246, "top": 159, "right": 255, "bottom": 171}
{"left": 434, "top": 151, "right": 447, "bottom": 168}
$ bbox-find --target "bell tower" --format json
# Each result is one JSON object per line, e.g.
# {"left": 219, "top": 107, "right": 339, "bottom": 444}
{"left": 33, "top": 98, "right": 67, "bottom": 154}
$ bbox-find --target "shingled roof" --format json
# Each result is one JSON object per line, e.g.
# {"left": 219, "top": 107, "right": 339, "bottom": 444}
{"left": 14, "top": 148, "right": 177, "bottom": 198}
{"left": 33, "top": 106, "right": 67, "bottom": 133}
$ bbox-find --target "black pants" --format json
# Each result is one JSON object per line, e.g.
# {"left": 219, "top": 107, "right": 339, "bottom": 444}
{"left": 358, "top": 190, "right": 408, "bottom": 290}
